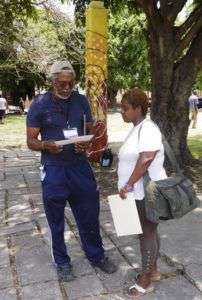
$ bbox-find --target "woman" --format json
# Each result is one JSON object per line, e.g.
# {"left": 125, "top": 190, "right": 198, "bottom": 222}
{"left": 118, "top": 88, "right": 167, "bottom": 297}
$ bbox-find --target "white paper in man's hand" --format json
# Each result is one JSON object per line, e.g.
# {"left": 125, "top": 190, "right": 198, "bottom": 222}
{"left": 55, "top": 135, "right": 94, "bottom": 146}
{"left": 108, "top": 193, "right": 142, "bottom": 236}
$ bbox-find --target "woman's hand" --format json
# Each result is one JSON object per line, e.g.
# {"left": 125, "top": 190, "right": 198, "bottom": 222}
{"left": 119, "top": 183, "right": 133, "bottom": 199}
{"left": 119, "top": 187, "right": 127, "bottom": 199}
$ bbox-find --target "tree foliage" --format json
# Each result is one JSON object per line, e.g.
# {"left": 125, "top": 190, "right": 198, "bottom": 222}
{"left": 0, "top": 1, "right": 84, "bottom": 101}
{"left": 108, "top": 7, "right": 150, "bottom": 96}
{"left": 0, "top": 0, "right": 37, "bottom": 99}
{"left": 194, "top": 72, "right": 202, "bottom": 91}
{"left": 68, "top": 1, "right": 151, "bottom": 104}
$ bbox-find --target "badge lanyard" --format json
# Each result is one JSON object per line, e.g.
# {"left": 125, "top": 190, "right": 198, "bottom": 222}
{"left": 51, "top": 93, "right": 78, "bottom": 139}
{"left": 63, "top": 99, "right": 78, "bottom": 139}
{"left": 83, "top": 113, "right": 86, "bottom": 135}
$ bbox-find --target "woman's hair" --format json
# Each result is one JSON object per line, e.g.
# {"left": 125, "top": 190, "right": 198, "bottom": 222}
{"left": 122, "top": 88, "right": 149, "bottom": 116}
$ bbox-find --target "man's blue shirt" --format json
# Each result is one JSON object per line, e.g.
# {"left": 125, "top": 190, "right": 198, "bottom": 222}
{"left": 27, "top": 91, "right": 93, "bottom": 164}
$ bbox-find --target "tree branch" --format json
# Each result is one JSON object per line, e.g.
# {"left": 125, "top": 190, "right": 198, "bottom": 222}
{"left": 159, "top": 0, "right": 174, "bottom": 18}
{"left": 168, "top": 0, "right": 187, "bottom": 23}
{"left": 175, "top": 31, "right": 202, "bottom": 90}
{"left": 174, "top": 19, "right": 202, "bottom": 60}
{"left": 176, "top": 4, "right": 202, "bottom": 40}
{"left": 136, "top": 0, "right": 162, "bottom": 31}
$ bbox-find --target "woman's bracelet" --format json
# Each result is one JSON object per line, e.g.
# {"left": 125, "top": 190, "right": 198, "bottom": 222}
{"left": 123, "top": 183, "right": 134, "bottom": 192}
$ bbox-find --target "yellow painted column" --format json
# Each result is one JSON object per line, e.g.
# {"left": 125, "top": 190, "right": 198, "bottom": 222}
{"left": 85, "top": 1, "right": 108, "bottom": 161}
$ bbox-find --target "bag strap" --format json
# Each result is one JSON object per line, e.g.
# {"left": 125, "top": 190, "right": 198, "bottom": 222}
{"left": 161, "top": 134, "right": 182, "bottom": 174}
{"left": 138, "top": 120, "right": 182, "bottom": 174}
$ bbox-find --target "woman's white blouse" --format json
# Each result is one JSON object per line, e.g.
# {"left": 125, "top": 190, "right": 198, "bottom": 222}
{"left": 118, "top": 119, "right": 167, "bottom": 200}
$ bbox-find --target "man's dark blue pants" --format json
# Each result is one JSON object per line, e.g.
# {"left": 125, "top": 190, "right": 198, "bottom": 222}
{"left": 42, "top": 160, "right": 104, "bottom": 266}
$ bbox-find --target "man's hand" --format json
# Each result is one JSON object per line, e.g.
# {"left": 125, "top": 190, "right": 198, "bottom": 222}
{"left": 74, "top": 142, "right": 90, "bottom": 153}
{"left": 43, "top": 140, "right": 63, "bottom": 154}
{"left": 27, "top": 128, "right": 63, "bottom": 153}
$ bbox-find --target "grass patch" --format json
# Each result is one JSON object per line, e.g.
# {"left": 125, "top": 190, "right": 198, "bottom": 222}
{"left": 0, "top": 115, "right": 26, "bottom": 149}
{"left": 188, "top": 135, "right": 202, "bottom": 159}
{"left": 3, "top": 114, "right": 26, "bottom": 124}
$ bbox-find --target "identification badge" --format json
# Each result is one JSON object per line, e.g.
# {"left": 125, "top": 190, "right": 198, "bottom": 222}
{"left": 63, "top": 128, "right": 78, "bottom": 139}
{"left": 39, "top": 165, "right": 46, "bottom": 182}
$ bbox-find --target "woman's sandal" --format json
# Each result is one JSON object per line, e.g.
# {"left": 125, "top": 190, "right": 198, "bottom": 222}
{"left": 135, "top": 271, "right": 161, "bottom": 282}
{"left": 126, "top": 283, "right": 154, "bottom": 298}
{"left": 151, "top": 271, "right": 161, "bottom": 282}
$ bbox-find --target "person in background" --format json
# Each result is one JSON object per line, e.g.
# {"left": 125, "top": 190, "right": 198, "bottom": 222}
{"left": 118, "top": 88, "right": 167, "bottom": 298}
{"left": 19, "top": 98, "right": 25, "bottom": 115}
{"left": 0, "top": 94, "right": 8, "bottom": 124}
{"left": 189, "top": 91, "right": 199, "bottom": 129}
{"left": 26, "top": 60, "right": 117, "bottom": 282}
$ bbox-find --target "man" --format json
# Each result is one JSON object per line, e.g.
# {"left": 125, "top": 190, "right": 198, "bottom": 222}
{"left": 26, "top": 61, "right": 117, "bottom": 282}
{"left": 0, "top": 94, "right": 8, "bottom": 124}
{"left": 189, "top": 91, "right": 199, "bottom": 129}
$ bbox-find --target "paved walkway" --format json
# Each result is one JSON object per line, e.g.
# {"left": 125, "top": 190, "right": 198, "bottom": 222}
{"left": 0, "top": 149, "right": 202, "bottom": 299}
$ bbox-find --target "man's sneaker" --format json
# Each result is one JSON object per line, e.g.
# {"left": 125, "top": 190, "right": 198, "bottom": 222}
{"left": 92, "top": 257, "right": 117, "bottom": 274}
{"left": 56, "top": 263, "right": 75, "bottom": 282}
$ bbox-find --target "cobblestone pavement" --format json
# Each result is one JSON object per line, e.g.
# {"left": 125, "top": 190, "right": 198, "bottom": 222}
{"left": 0, "top": 149, "right": 202, "bottom": 300}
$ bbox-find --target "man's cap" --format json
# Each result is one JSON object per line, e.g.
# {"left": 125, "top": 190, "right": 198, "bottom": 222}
{"left": 49, "top": 61, "right": 75, "bottom": 78}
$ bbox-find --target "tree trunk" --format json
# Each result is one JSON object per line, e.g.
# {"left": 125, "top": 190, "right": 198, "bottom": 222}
{"left": 150, "top": 52, "right": 193, "bottom": 164}
{"left": 135, "top": 1, "right": 202, "bottom": 168}
{"left": 147, "top": 23, "right": 200, "bottom": 167}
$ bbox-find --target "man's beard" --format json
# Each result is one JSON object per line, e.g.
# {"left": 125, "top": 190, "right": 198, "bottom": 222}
{"left": 55, "top": 90, "right": 72, "bottom": 100}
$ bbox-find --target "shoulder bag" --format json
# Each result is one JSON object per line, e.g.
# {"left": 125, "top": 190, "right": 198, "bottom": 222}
{"left": 139, "top": 121, "right": 200, "bottom": 223}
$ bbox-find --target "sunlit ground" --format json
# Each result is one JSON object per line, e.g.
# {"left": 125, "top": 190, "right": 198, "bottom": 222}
{"left": 1, "top": 114, "right": 202, "bottom": 160}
